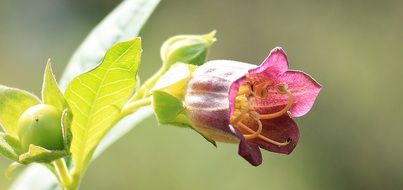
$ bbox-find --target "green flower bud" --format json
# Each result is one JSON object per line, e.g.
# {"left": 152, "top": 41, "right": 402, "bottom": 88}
{"left": 160, "top": 30, "right": 216, "bottom": 67}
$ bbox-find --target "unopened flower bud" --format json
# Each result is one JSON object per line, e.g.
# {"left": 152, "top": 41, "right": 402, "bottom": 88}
{"left": 160, "top": 31, "right": 216, "bottom": 67}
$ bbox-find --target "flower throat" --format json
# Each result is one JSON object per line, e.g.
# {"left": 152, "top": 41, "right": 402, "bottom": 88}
{"left": 230, "top": 75, "right": 295, "bottom": 146}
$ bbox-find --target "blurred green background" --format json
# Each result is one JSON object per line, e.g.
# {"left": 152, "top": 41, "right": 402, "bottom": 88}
{"left": 1, "top": 0, "right": 402, "bottom": 189}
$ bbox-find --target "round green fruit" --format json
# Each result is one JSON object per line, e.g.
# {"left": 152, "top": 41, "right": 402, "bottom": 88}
{"left": 17, "top": 104, "right": 64, "bottom": 151}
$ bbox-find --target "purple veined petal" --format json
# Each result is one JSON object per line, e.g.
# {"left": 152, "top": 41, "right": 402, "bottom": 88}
{"left": 185, "top": 60, "right": 254, "bottom": 143}
{"left": 252, "top": 70, "right": 321, "bottom": 118}
{"left": 249, "top": 47, "right": 289, "bottom": 76}
{"left": 238, "top": 141, "right": 262, "bottom": 166}
{"left": 284, "top": 70, "right": 322, "bottom": 117}
{"left": 230, "top": 125, "right": 263, "bottom": 166}
{"left": 253, "top": 115, "right": 299, "bottom": 154}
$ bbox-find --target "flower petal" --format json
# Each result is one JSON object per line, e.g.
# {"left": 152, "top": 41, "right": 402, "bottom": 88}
{"left": 230, "top": 126, "right": 262, "bottom": 166}
{"left": 284, "top": 70, "right": 322, "bottom": 117}
{"left": 255, "top": 115, "right": 299, "bottom": 154}
{"left": 185, "top": 60, "right": 253, "bottom": 143}
{"left": 249, "top": 47, "right": 289, "bottom": 76}
{"left": 238, "top": 141, "right": 262, "bottom": 166}
{"left": 252, "top": 70, "right": 321, "bottom": 117}
{"left": 187, "top": 107, "right": 239, "bottom": 143}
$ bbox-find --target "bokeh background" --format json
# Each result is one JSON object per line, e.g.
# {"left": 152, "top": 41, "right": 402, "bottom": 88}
{"left": 1, "top": 0, "right": 402, "bottom": 189}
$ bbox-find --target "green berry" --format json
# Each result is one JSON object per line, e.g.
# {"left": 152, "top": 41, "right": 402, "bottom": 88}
{"left": 17, "top": 104, "right": 64, "bottom": 151}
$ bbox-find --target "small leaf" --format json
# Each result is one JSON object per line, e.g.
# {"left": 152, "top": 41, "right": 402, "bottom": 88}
{"left": 0, "top": 85, "right": 40, "bottom": 138}
{"left": 0, "top": 133, "right": 23, "bottom": 161}
{"left": 5, "top": 162, "right": 23, "bottom": 180}
{"left": 19, "top": 145, "right": 68, "bottom": 164}
{"left": 41, "top": 59, "right": 68, "bottom": 111}
{"left": 152, "top": 91, "right": 184, "bottom": 124}
{"left": 65, "top": 38, "right": 142, "bottom": 172}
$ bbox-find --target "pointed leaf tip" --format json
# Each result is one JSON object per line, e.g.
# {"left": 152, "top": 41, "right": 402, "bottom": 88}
{"left": 42, "top": 60, "right": 68, "bottom": 111}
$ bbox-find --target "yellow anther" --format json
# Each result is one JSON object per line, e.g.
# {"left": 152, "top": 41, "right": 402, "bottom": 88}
{"left": 230, "top": 96, "right": 253, "bottom": 124}
{"left": 237, "top": 84, "right": 252, "bottom": 96}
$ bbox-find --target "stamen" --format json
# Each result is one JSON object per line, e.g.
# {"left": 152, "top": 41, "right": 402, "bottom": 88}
{"left": 235, "top": 122, "right": 290, "bottom": 147}
{"left": 253, "top": 81, "right": 272, "bottom": 98}
{"left": 231, "top": 80, "right": 292, "bottom": 147}
{"left": 259, "top": 84, "right": 295, "bottom": 120}
{"left": 242, "top": 112, "right": 262, "bottom": 139}
{"left": 237, "top": 84, "right": 252, "bottom": 96}
{"left": 230, "top": 96, "right": 254, "bottom": 124}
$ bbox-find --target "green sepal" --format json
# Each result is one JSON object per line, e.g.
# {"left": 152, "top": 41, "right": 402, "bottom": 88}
{"left": 41, "top": 59, "right": 69, "bottom": 111}
{"left": 151, "top": 63, "right": 195, "bottom": 124}
{"left": 61, "top": 109, "right": 73, "bottom": 152}
{"left": 0, "top": 85, "right": 40, "bottom": 138}
{"left": 18, "top": 145, "right": 69, "bottom": 164}
{"left": 152, "top": 63, "right": 197, "bottom": 99}
{"left": 0, "top": 133, "right": 23, "bottom": 161}
{"left": 197, "top": 131, "right": 217, "bottom": 147}
{"left": 175, "top": 117, "right": 217, "bottom": 147}
{"left": 152, "top": 90, "right": 184, "bottom": 124}
{"left": 151, "top": 91, "right": 217, "bottom": 147}
{"left": 167, "top": 115, "right": 217, "bottom": 147}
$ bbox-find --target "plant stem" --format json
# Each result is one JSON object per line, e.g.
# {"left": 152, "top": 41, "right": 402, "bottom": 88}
{"left": 53, "top": 158, "right": 72, "bottom": 188}
{"left": 121, "top": 97, "right": 152, "bottom": 117}
{"left": 128, "top": 65, "right": 168, "bottom": 101}
{"left": 64, "top": 172, "right": 81, "bottom": 190}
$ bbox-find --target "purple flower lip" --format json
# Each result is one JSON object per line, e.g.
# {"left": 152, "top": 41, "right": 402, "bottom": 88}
{"left": 185, "top": 47, "right": 321, "bottom": 166}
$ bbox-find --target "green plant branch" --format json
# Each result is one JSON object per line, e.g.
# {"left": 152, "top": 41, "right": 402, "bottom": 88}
{"left": 53, "top": 158, "right": 72, "bottom": 188}
{"left": 121, "top": 97, "right": 152, "bottom": 117}
{"left": 128, "top": 65, "right": 169, "bottom": 101}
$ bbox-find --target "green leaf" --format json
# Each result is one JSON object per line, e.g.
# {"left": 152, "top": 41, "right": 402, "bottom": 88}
{"left": 65, "top": 38, "right": 142, "bottom": 172}
{"left": 0, "top": 85, "right": 40, "bottom": 138}
{"left": 152, "top": 90, "right": 184, "bottom": 124}
{"left": 0, "top": 133, "right": 23, "bottom": 161}
{"left": 11, "top": 0, "right": 160, "bottom": 189}
{"left": 18, "top": 145, "right": 68, "bottom": 164}
{"left": 41, "top": 59, "right": 68, "bottom": 111}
